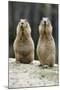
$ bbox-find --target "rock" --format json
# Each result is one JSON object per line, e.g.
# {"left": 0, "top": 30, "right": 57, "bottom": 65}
{"left": 9, "top": 58, "right": 59, "bottom": 88}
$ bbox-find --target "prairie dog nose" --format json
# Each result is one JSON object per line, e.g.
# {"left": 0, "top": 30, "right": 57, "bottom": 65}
{"left": 42, "top": 17, "right": 48, "bottom": 24}
{"left": 21, "top": 22, "right": 24, "bottom": 25}
{"left": 44, "top": 21, "right": 46, "bottom": 24}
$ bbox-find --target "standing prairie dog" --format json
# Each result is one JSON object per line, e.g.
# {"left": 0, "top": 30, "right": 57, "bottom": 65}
{"left": 13, "top": 19, "right": 34, "bottom": 64}
{"left": 37, "top": 17, "right": 56, "bottom": 67}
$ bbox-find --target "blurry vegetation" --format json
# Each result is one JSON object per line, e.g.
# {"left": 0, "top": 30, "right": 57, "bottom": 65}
{"left": 9, "top": 1, "right": 58, "bottom": 63}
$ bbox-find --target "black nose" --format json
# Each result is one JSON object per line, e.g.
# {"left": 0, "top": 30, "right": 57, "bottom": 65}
{"left": 21, "top": 22, "right": 24, "bottom": 24}
{"left": 44, "top": 21, "right": 46, "bottom": 24}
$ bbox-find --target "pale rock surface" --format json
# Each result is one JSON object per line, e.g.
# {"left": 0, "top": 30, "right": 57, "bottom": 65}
{"left": 9, "top": 58, "right": 59, "bottom": 89}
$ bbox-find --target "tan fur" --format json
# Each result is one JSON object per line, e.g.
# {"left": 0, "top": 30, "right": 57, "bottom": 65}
{"left": 13, "top": 19, "right": 34, "bottom": 63}
{"left": 37, "top": 17, "right": 56, "bottom": 67}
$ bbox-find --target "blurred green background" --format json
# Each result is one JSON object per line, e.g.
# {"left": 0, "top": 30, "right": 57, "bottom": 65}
{"left": 9, "top": 1, "right": 58, "bottom": 63}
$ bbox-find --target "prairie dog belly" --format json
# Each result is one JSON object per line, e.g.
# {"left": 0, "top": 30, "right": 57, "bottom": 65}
{"left": 14, "top": 38, "right": 34, "bottom": 56}
{"left": 19, "top": 43, "right": 33, "bottom": 55}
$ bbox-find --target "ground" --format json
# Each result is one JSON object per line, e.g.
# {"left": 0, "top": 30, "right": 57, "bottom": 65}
{"left": 9, "top": 58, "right": 59, "bottom": 89}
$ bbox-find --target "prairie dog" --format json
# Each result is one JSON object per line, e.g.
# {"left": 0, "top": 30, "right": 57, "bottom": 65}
{"left": 37, "top": 17, "right": 56, "bottom": 67}
{"left": 13, "top": 19, "right": 34, "bottom": 63}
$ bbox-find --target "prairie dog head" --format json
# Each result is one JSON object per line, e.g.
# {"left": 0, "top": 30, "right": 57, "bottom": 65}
{"left": 39, "top": 17, "right": 53, "bottom": 35}
{"left": 16, "top": 19, "right": 31, "bottom": 38}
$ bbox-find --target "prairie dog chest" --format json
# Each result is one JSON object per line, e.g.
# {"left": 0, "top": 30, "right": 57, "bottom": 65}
{"left": 39, "top": 39, "right": 51, "bottom": 55}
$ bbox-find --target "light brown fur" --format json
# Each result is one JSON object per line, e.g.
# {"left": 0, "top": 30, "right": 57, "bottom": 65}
{"left": 13, "top": 19, "right": 34, "bottom": 63}
{"left": 37, "top": 17, "right": 56, "bottom": 67}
